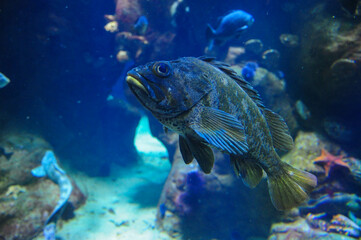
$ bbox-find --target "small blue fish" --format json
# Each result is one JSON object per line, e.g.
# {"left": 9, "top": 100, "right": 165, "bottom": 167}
{"left": 0, "top": 72, "right": 10, "bottom": 88}
{"left": 206, "top": 10, "right": 254, "bottom": 50}
{"left": 134, "top": 16, "right": 148, "bottom": 35}
{"left": 275, "top": 70, "right": 285, "bottom": 79}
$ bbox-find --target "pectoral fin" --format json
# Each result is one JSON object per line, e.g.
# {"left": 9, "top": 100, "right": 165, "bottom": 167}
{"left": 31, "top": 166, "right": 46, "bottom": 177}
{"left": 186, "top": 135, "right": 214, "bottom": 174}
{"left": 236, "top": 25, "right": 248, "bottom": 33}
{"left": 179, "top": 135, "right": 193, "bottom": 164}
{"left": 190, "top": 107, "right": 248, "bottom": 155}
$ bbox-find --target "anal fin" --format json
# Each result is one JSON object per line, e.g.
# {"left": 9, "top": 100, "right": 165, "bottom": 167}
{"left": 186, "top": 136, "right": 214, "bottom": 174}
{"left": 179, "top": 135, "right": 193, "bottom": 164}
{"left": 230, "top": 155, "right": 263, "bottom": 188}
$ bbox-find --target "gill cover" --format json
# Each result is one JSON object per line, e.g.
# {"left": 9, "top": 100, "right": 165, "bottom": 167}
{"left": 128, "top": 58, "right": 213, "bottom": 117}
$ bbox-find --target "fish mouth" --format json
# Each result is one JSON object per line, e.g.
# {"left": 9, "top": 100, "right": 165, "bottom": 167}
{"left": 126, "top": 72, "right": 149, "bottom": 95}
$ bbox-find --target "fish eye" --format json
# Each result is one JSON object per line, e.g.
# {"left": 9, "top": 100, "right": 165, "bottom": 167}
{"left": 153, "top": 62, "right": 171, "bottom": 77}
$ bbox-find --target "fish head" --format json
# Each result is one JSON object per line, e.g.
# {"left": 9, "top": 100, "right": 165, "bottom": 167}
{"left": 248, "top": 16, "right": 255, "bottom": 26}
{"left": 126, "top": 57, "right": 213, "bottom": 117}
{"left": 234, "top": 10, "right": 254, "bottom": 27}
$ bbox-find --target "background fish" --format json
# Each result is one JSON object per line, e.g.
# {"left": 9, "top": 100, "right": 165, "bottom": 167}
{"left": 126, "top": 56, "right": 317, "bottom": 210}
{"left": 134, "top": 16, "right": 148, "bottom": 35}
{"left": 0, "top": 146, "right": 13, "bottom": 160}
{"left": 0, "top": 72, "right": 10, "bottom": 88}
{"left": 206, "top": 10, "right": 254, "bottom": 50}
{"left": 32, "top": 150, "right": 73, "bottom": 224}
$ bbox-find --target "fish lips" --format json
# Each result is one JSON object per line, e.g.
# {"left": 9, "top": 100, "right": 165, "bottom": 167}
{"left": 126, "top": 70, "right": 163, "bottom": 104}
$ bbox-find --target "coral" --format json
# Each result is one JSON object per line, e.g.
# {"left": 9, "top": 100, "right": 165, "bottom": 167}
{"left": 241, "top": 62, "right": 258, "bottom": 81}
{"left": 104, "top": 21, "right": 118, "bottom": 33}
{"left": 0, "top": 133, "right": 86, "bottom": 240}
{"left": 328, "top": 214, "right": 361, "bottom": 237}
{"left": 244, "top": 39, "right": 263, "bottom": 54}
{"left": 313, "top": 148, "right": 350, "bottom": 177}
{"left": 344, "top": 157, "right": 361, "bottom": 184}
{"left": 115, "top": 0, "right": 141, "bottom": 25}
{"left": 157, "top": 147, "right": 279, "bottom": 240}
{"left": 299, "top": 192, "right": 361, "bottom": 216}
{"left": 5, "top": 185, "right": 26, "bottom": 200}
{"left": 269, "top": 214, "right": 360, "bottom": 240}
{"left": 262, "top": 49, "right": 280, "bottom": 70}
{"left": 281, "top": 131, "right": 329, "bottom": 172}
{"left": 116, "top": 50, "right": 130, "bottom": 63}
{"left": 224, "top": 47, "right": 245, "bottom": 65}
{"left": 174, "top": 170, "right": 205, "bottom": 216}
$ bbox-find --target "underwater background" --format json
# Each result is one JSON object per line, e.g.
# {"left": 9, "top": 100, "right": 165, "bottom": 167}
{"left": 0, "top": 0, "right": 361, "bottom": 239}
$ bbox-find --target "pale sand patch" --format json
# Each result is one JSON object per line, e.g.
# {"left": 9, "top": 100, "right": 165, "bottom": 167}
{"left": 34, "top": 116, "right": 174, "bottom": 240}
{"left": 33, "top": 162, "right": 172, "bottom": 240}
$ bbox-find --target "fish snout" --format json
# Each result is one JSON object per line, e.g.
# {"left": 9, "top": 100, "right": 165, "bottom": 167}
{"left": 126, "top": 70, "right": 149, "bottom": 94}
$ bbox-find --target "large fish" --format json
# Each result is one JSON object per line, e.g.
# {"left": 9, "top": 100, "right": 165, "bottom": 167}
{"left": 126, "top": 56, "right": 317, "bottom": 210}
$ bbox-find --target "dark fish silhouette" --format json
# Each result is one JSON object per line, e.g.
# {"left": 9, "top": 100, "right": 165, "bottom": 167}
{"left": 126, "top": 56, "right": 317, "bottom": 210}
{"left": 0, "top": 147, "right": 13, "bottom": 160}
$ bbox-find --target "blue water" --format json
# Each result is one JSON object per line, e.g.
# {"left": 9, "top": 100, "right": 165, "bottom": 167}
{"left": 0, "top": 0, "right": 361, "bottom": 239}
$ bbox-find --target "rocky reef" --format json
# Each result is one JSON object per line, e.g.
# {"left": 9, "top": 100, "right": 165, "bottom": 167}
{"left": 0, "top": 133, "right": 86, "bottom": 240}
{"left": 268, "top": 131, "right": 361, "bottom": 240}
{"left": 287, "top": 1, "right": 361, "bottom": 151}
{"left": 156, "top": 147, "right": 281, "bottom": 239}
{"left": 156, "top": 130, "right": 361, "bottom": 239}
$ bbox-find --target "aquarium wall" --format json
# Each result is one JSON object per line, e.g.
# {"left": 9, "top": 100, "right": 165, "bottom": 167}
{"left": 0, "top": 0, "right": 361, "bottom": 239}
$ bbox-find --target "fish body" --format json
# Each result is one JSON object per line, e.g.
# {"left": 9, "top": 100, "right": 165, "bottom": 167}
{"left": 134, "top": 16, "right": 148, "bottom": 35}
{"left": 31, "top": 150, "right": 73, "bottom": 224}
{"left": 126, "top": 56, "right": 316, "bottom": 210}
{"left": 0, "top": 72, "right": 10, "bottom": 88}
{"left": 206, "top": 10, "right": 254, "bottom": 50}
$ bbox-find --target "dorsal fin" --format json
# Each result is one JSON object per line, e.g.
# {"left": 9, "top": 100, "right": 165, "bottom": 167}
{"left": 199, "top": 56, "right": 264, "bottom": 108}
{"left": 199, "top": 56, "right": 294, "bottom": 151}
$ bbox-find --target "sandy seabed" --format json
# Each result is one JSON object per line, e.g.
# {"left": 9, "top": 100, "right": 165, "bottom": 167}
{"left": 33, "top": 160, "right": 173, "bottom": 240}
{"left": 35, "top": 117, "right": 174, "bottom": 240}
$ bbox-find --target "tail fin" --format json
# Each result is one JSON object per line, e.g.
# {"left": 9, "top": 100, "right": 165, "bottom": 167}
{"left": 268, "top": 162, "right": 317, "bottom": 210}
{"left": 206, "top": 24, "right": 215, "bottom": 40}
{"left": 206, "top": 24, "right": 216, "bottom": 51}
